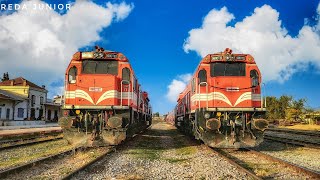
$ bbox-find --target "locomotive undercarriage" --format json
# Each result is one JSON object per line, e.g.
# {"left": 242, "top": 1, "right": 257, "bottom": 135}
{"left": 176, "top": 108, "right": 268, "bottom": 148}
{"left": 59, "top": 108, "right": 151, "bottom": 147}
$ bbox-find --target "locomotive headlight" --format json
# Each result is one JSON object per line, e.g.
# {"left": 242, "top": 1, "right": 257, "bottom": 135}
{"left": 204, "top": 112, "right": 210, "bottom": 119}
{"left": 93, "top": 52, "right": 104, "bottom": 58}
{"left": 82, "top": 52, "right": 93, "bottom": 59}
{"left": 93, "top": 52, "right": 99, "bottom": 58}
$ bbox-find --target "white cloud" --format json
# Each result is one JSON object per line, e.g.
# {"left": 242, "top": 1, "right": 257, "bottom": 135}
{"left": 0, "top": 0, "right": 134, "bottom": 97}
{"left": 106, "top": 2, "right": 134, "bottom": 21}
{"left": 183, "top": 4, "right": 320, "bottom": 82}
{"left": 166, "top": 73, "right": 192, "bottom": 103}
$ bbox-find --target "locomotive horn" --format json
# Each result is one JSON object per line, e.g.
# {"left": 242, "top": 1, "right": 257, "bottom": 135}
{"left": 206, "top": 118, "right": 221, "bottom": 130}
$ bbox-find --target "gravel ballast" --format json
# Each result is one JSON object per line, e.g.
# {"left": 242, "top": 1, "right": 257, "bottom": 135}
{"left": 254, "top": 140, "right": 320, "bottom": 173}
{"left": 74, "top": 119, "right": 252, "bottom": 179}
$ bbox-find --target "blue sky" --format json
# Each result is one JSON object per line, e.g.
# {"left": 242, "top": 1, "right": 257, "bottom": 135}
{"left": 1, "top": 0, "right": 320, "bottom": 114}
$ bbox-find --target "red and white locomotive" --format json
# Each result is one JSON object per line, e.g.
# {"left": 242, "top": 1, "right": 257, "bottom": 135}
{"left": 59, "top": 46, "right": 152, "bottom": 146}
{"left": 171, "top": 48, "right": 268, "bottom": 148}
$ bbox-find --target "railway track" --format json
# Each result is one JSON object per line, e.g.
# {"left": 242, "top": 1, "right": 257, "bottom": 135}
{"left": 0, "top": 134, "right": 63, "bottom": 150}
{"left": 0, "top": 146, "right": 114, "bottom": 179}
{"left": 204, "top": 146, "right": 261, "bottom": 180}
{"left": 264, "top": 128, "right": 320, "bottom": 148}
{"left": 266, "top": 128, "right": 320, "bottom": 137}
{"left": 0, "top": 147, "right": 78, "bottom": 178}
{"left": 264, "top": 134, "right": 320, "bottom": 148}
{"left": 64, "top": 127, "right": 152, "bottom": 179}
{"left": 1, "top": 126, "right": 151, "bottom": 179}
{"left": 208, "top": 146, "right": 320, "bottom": 179}
{"left": 61, "top": 147, "right": 114, "bottom": 179}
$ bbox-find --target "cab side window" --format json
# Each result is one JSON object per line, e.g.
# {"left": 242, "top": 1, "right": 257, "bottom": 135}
{"left": 250, "top": 70, "right": 259, "bottom": 87}
{"left": 198, "top": 69, "right": 207, "bottom": 85}
{"left": 122, "top": 67, "right": 131, "bottom": 85}
{"left": 68, "top": 66, "right": 77, "bottom": 84}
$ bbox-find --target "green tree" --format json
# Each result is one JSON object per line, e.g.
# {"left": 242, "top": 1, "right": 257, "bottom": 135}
{"left": 288, "top": 98, "right": 306, "bottom": 121}
{"left": 278, "top": 95, "right": 292, "bottom": 119}
{"left": 266, "top": 96, "right": 280, "bottom": 120}
{"left": 1, "top": 72, "right": 9, "bottom": 82}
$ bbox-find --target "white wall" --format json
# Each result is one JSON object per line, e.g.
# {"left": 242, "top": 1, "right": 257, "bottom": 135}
{"left": 0, "top": 100, "right": 14, "bottom": 120}
{"left": 14, "top": 101, "right": 28, "bottom": 120}
{"left": 28, "top": 88, "right": 47, "bottom": 120}
{"left": 46, "top": 106, "right": 60, "bottom": 121}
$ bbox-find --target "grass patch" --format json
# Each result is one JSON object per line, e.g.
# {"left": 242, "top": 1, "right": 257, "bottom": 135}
{"left": 0, "top": 139, "right": 73, "bottom": 170}
{"left": 126, "top": 148, "right": 160, "bottom": 160}
{"left": 176, "top": 146, "right": 197, "bottom": 156}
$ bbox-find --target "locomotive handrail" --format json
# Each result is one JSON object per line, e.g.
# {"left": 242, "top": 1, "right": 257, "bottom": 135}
{"left": 198, "top": 82, "right": 208, "bottom": 109}
{"left": 120, "top": 80, "right": 131, "bottom": 106}
{"left": 262, "top": 83, "right": 267, "bottom": 108}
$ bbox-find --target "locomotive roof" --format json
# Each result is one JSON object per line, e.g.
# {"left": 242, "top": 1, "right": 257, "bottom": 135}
{"left": 70, "top": 46, "right": 129, "bottom": 62}
{"left": 201, "top": 48, "right": 256, "bottom": 64}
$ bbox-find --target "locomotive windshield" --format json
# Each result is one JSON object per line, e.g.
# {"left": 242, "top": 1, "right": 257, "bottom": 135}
{"left": 210, "top": 62, "right": 246, "bottom": 77}
{"left": 82, "top": 60, "right": 118, "bottom": 75}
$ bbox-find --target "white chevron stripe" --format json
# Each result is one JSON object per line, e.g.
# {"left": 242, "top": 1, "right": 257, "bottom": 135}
{"left": 191, "top": 92, "right": 232, "bottom": 106}
{"left": 234, "top": 92, "right": 252, "bottom": 106}
{"left": 96, "top": 90, "right": 118, "bottom": 105}
{"left": 75, "top": 90, "right": 94, "bottom": 104}
{"left": 65, "top": 90, "right": 138, "bottom": 105}
{"left": 191, "top": 92, "right": 261, "bottom": 107}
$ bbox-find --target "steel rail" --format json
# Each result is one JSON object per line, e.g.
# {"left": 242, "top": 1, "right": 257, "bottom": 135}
{"left": 0, "top": 135, "right": 63, "bottom": 150}
{"left": 264, "top": 135, "right": 320, "bottom": 148}
{"left": 204, "top": 145, "right": 262, "bottom": 180}
{"left": 61, "top": 124, "right": 153, "bottom": 179}
{"left": 266, "top": 128, "right": 320, "bottom": 137}
{"left": 246, "top": 148, "right": 320, "bottom": 179}
{"left": 61, "top": 147, "right": 114, "bottom": 180}
{"left": 0, "top": 147, "right": 80, "bottom": 179}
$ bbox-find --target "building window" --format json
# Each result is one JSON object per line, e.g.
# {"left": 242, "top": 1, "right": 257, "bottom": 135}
{"left": 68, "top": 66, "right": 77, "bottom": 84}
{"left": 54, "top": 110, "right": 58, "bottom": 121}
{"left": 38, "top": 109, "right": 43, "bottom": 120}
{"left": 40, "top": 97, "right": 44, "bottom": 105}
{"left": 6, "top": 108, "right": 10, "bottom": 119}
{"left": 47, "top": 110, "right": 51, "bottom": 120}
{"left": 31, "top": 95, "right": 36, "bottom": 107}
{"left": 18, "top": 108, "right": 24, "bottom": 118}
{"left": 30, "top": 108, "right": 35, "bottom": 119}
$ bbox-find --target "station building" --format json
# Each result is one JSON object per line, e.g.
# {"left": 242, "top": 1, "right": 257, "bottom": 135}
{"left": 0, "top": 77, "right": 61, "bottom": 124}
